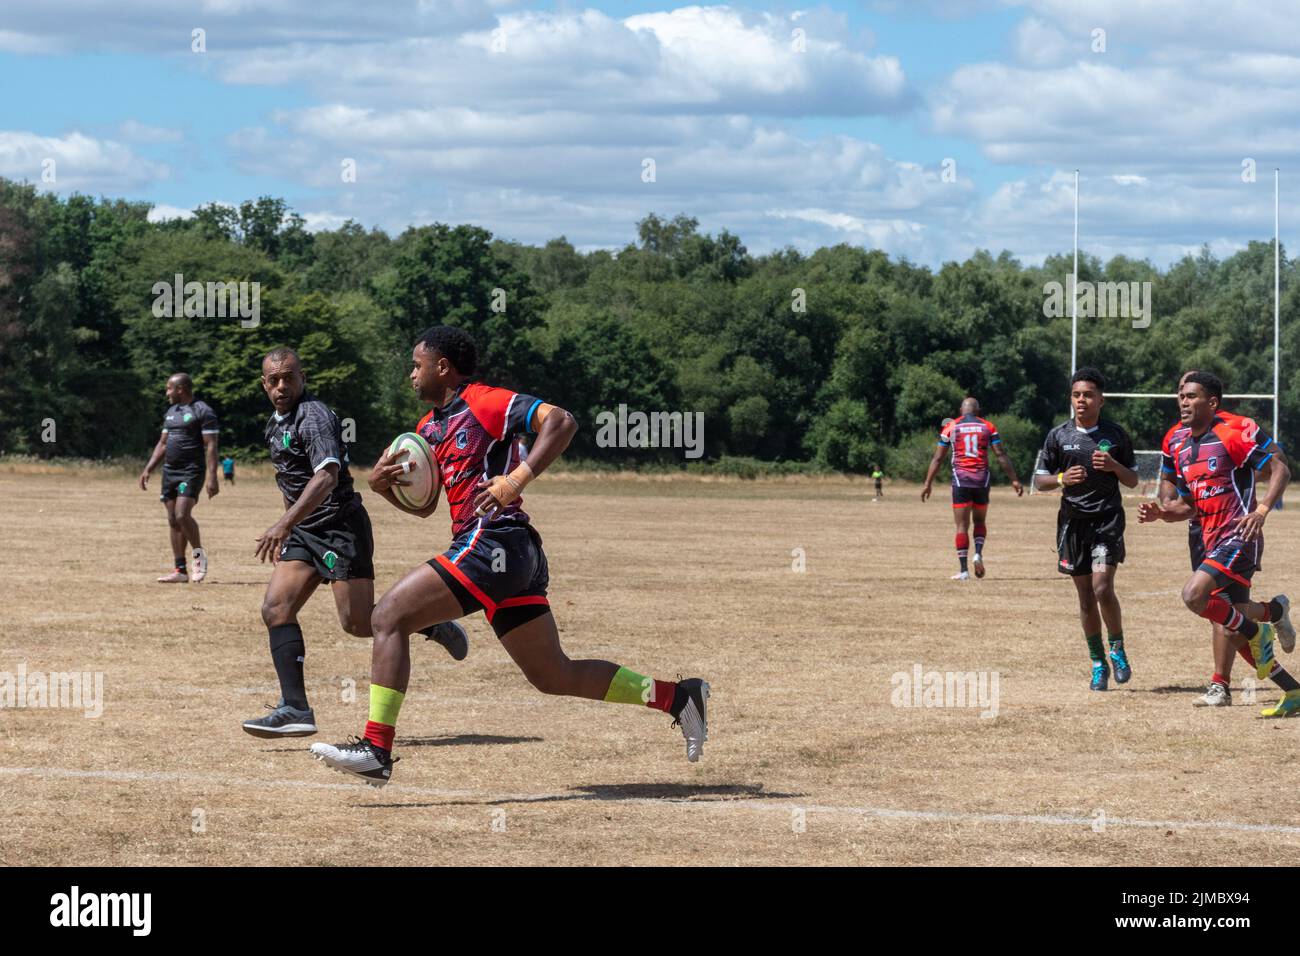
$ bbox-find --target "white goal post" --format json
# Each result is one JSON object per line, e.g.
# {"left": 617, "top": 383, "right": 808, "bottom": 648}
{"left": 1036, "top": 170, "right": 1285, "bottom": 501}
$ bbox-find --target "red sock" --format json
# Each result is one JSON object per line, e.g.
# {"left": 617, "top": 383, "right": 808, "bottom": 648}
{"left": 1238, "top": 646, "right": 1256, "bottom": 666}
{"left": 1212, "top": 673, "right": 1228, "bottom": 687}
{"left": 955, "top": 532, "right": 970, "bottom": 557}
{"left": 364, "top": 720, "right": 395, "bottom": 751}
{"left": 647, "top": 680, "right": 676, "bottom": 713}
{"left": 1202, "top": 595, "right": 1244, "bottom": 631}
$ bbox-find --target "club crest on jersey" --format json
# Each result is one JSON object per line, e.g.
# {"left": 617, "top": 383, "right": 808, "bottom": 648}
{"left": 455, "top": 429, "right": 468, "bottom": 449}
{"left": 282, "top": 431, "right": 292, "bottom": 449}
{"left": 1208, "top": 456, "right": 1218, "bottom": 471}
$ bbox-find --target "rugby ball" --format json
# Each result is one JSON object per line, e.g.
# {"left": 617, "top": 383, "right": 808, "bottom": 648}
{"left": 387, "top": 432, "right": 438, "bottom": 511}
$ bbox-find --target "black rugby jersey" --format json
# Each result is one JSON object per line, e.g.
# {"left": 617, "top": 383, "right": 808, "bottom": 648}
{"left": 162, "top": 401, "right": 219, "bottom": 469}
{"left": 1037, "top": 419, "right": 1135, "bottom": 514}
{"left": 265, "top": 393, "right": 360, "bottom": 532}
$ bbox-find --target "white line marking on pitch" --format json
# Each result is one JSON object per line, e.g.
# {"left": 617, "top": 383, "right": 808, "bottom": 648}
{"left": 3, "top": 765, "right": 1300, "bottom": 835}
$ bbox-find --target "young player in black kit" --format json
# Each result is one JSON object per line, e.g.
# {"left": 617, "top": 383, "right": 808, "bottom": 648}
{"left": 1034, "top": 368, "right": 1138, "bottom": 691}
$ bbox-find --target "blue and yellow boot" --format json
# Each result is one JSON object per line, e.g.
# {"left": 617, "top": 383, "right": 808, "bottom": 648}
{"left": 1261, "top": 688, "right": 1300, "bottom": 718}
{"left": 1249, "top": 623, "right": 1277, "bottom": 681}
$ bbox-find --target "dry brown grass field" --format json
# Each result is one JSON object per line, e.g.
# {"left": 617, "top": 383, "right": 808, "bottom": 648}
{"left": 3, "top": 465, "right": 1300, "bottom": 866}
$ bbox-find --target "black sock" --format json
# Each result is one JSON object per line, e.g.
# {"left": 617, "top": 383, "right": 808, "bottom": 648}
{"left": 1273, "top": 669, "right": 1299, "bottom": 692}
{"left": 1267, "top": 600, "right": 1284, "bottom": 623}
{"left": 958, "top": 556, "right": 968, "bottom": 573}
{"left": 1237, "top": 619, "right": 1259, "bottom": 639}
{"left": 269, "top": 623, "right": 308, "bottom": 710}
{"left": 174, "top": 555, "right": 187, "bottom": 571}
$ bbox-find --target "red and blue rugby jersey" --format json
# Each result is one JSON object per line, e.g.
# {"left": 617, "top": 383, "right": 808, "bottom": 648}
{"left": 1162, "top": 411, "right": 1250, "bottom": 540}
{"left": 1171, "top": 414, "right": 1276, "bottom": 555}
{"left": 417, "top": 382, "right": 545, "bottom": 537}
{"left": 938, "top": 414, "right": 1000, "bottom": 488}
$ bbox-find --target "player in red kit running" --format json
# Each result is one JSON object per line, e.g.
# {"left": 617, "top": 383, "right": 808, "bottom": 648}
{"left": 922, "top": 397, "right": 1023, "bottom": 580}
{"left": 1158, "top": 371, "right": 1296, "bottom": 707}
{"left": 310, "top": 326, "right": 710, "bottom": 786}
{"left": 1139, "top": 371, "right": 1300, "bottom": 717}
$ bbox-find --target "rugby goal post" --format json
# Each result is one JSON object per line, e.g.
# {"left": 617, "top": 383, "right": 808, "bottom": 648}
{"left": 1035, "top": 170, "right": 1284, "bottom": 502}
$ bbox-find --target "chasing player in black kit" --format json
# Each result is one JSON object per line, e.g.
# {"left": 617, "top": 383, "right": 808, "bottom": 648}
{"left": 138, "top": 373, "right": 219, "bottom": 583}
{"left": 1034, "top": 368, "right": 1138, "bottom": 691}
{"left": 241, "top": 347, "right": 466, "bottom": 739}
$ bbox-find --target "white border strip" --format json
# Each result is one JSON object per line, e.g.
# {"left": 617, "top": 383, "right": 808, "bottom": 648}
{"left": 4, "top": 766, "right": 1300, "bottom": 835}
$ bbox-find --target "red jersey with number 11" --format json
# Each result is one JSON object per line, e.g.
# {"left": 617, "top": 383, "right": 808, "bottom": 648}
{"left": 938, "top": 414, "right": 1001, "bottom": 488}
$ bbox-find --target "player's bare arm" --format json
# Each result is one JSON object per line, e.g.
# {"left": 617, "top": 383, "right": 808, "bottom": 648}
{"left": 920, "top": 443, "right": 945, "bottom": 501}
{"left": 994, "top": 444, "right": 1024, "bottom": 495}
{"left": 472, "top": 403, "right": 578, "bottom": 517}
{"left": 1238, "top": 453, "right": 1290, "bottom": 542}
{"left": 139, "top": 433, "right": 167, "bottom": 490}
{"left": 1157, "top": 476, "right": 1179, "bottom": 507}
{"left": 255, "top": 463, "right": 339, "bottom": 562}
{"left": 1092, "top": 449, "right": 1138, "bottom": 489}
{"left": 1138, "top": 496, "right": 1193, "bottom": 524}
{"left": 1035, "top": 463, "right": 1087, "bottom": 491}
{"left": 203, "top": 432, "right": 220, "bottom": 499}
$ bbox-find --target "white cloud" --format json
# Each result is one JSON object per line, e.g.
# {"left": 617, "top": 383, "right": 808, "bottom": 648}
{"left": 1012, "top": 17, "right": 1069, "bottom": 66}
{"left": 146, "top": 203, "right": 194, "bottom": 222}
{"left": 0, "top": 0, "right": 519, "bottom": 52}
{"left": 1018, "top": 0, "right": 1300, "bottom": 56}
{"left": 766, "top": 207, "right": 927, "bottom": 253}
{"left": 118, "top": 120, "right": 183, "bottom": 144}
{"left": 217, "top": 7, "right": 912, "bottom": 117}
{"left": 0, "top": 131, "right": 170, "bottom": 192}
{"left": 961, "top": 168, "right": 1279, "bottom": 267}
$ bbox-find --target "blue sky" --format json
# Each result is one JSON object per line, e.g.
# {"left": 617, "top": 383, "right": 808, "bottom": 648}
{"left": 2, "top": 0, "right": 1297, "bottom": 268}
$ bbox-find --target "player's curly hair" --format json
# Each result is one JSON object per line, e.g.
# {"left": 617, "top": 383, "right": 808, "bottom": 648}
{"left": 1183, "top": 370, "right": 1223, "bottom": 401}
{"left": 416, "top": 325, "right": 478, "bottom": 375}
{"left": 1070, "top": 366, "right": 1105, "bottom": 390}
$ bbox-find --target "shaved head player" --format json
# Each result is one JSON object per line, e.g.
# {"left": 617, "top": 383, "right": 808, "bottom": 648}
{"left": 242, "top": 347, "right": 466, "bottom": 739}
{"left": 137, "top": 372, "right": 219, "bottom": 583}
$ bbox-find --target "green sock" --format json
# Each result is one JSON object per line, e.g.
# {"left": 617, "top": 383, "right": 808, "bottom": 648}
{"left": 1086, "top": 633, "right": 1105, "bottom": 663}
{"left": 603, "top": 666, "right": 654, "bottom": 706}
{"left": 369, "top": 683, "right": 404, "bottom": 726}
{"left": 1107, "top": 633, "right": 1124, "bottom": 649}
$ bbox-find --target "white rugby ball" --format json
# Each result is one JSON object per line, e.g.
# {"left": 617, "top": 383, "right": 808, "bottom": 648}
{"left": 387, "top": 432, "right": 438, "bottom": 510}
